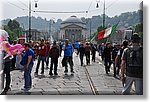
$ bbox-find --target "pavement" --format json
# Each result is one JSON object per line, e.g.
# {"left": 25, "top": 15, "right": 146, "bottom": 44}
{"left": 3, "top": 52, "right": 125, "bottom": 95}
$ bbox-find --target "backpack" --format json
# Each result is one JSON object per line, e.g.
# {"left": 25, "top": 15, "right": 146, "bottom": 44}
{"left": 126, "top": 46, "right": 143, "bottom": 78}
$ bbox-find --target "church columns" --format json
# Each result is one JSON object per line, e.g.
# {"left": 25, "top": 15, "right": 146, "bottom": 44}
{"left": 64, "top": 28, "right": 83, "bottom": 42}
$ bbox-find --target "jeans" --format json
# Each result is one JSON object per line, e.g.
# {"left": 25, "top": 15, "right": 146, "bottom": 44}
{"left": 24, "top": 64, "right": 33, "bottom": 88}
{"left": 79, "top": 54, "right": 84, "bottom": 66}
{"left": 85, "top": 52, "right": 90, "bottom": 65}
{"left": 64, "top": 56, "right": 74, "bottom": 73}
{"left": 112, "top": 61, "right": 116, "bottom": 77}
{"left": 50, "top": 58, "right": 58, "bottom": 74}
{"left": 45, "top": 54, "right": 50, "bottom": 67}
{"left": 92, "top": 51, "right": 96, "bottom": 62}
{"left": 104, "top": 59, "right": 112, "bottom": 74}
{"left": 122, "top": 76, "right": 143, "bottom": 95}
{"left": 35, "top": 56, "right": 45, "bottom": 74}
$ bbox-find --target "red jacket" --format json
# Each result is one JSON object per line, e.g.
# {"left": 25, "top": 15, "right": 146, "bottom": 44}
{"left": 46, "top": 44, "right": 50, "bottom": 55}
{"left": 37, "top": 44, "right": 47, "bottom": 57}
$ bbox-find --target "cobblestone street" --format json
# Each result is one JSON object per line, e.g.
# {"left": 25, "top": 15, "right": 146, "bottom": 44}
{"left": 4, "top": 52, "right": 124, "bottom": 95}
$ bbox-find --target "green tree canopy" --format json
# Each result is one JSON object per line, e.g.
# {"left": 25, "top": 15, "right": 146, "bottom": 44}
{"left": 4, "top": 19, "right": 23, "bottom": 40}
{"left": 134, "top": 23, "right": 143, "bottom": 39}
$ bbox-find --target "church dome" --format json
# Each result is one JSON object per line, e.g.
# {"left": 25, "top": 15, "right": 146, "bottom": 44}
{"left": 62, "top": 15, "right": 84, "bottom": 24}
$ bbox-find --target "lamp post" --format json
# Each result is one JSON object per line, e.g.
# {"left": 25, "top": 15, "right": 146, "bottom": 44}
{"left": 49, "top": 20, "right": 51, "bottom": 40}
{"left": 28, "top": 0, "right": 39, "bottom": 41}
{"left": 96, "top": 0, "right": 105, "bottom": 28}
{"left": 90, "top": 19, "right": 91, "bottom": 41}
{"left": 29, "top": 0, "right": 31, "bottom": 41}
{"left": 103, "top": 0, "right": 105, "bottom": 28}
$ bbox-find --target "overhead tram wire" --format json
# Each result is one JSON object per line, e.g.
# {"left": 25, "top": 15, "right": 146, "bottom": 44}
{"left": 7, "top": 0, "right": 41, "bottom": 31}
{"left": 17, "top": 0, "right": 28, "bottom": 8}
{"left": 7, "top": 0, "right": 27, "bottom": 11}
{"left": 85, "top": 0, "right": 93, "bottom": 18}
{"left": 86, "top": 0, "right": 119, "bottom": 14}
{"left": 33, "top": 10, "right": 88, "bottom": 14}
{"left": 8, "top": 0, "right": 40, "bottom": 17}
{"left": 16, "top": 0, "right": 40, "bottom": 17}
{"left": 105, "top": 0, "right": 119, "bottom": 10}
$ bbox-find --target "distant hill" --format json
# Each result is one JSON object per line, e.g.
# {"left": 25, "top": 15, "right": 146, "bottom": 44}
{"left": 1, "top": 10, "right": 142, "bottom": 32}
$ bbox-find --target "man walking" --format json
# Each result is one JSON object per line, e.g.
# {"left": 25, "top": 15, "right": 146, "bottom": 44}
{"left": 21, "top": 43, "right": 34, "bottom": 91}
{"left": 49, "top": 41, "right": 60, "bottom": 75}
{"left": 91, "top": 43, "right": 97, "bottom": 62}
{"left": 121, "top": 34, "right": 143, "bottom": 95}
{"left": 84, "top": 42, "right": 91, "bottom": 65}
{"left": 35, "top": 39, "right": 47, "bottom": 75}
{"left": 115, "top": 40, "right": 128, "bottom": 76}
{"left": 62, "top": 39, "right": 74, "bottom": 75}
{"left": 45, "top": 41, "right": 50, "bottom": 69}
{"left": 77, "top": 44, "right": 85, "bottom": 66}
{"left": 103, "top": 42, "right": 112, "bottom": 74}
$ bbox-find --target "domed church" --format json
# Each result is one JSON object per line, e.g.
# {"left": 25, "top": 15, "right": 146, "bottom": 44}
{"left": 60, "top": 16, "right": 86, "bottom": 42}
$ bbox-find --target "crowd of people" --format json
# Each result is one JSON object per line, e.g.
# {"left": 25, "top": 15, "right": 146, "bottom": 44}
{"left": 2, "top": 33, "right": 143, "bottom": 95}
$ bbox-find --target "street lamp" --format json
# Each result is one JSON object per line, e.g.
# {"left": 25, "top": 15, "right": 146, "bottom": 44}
{"left": 28, "top": 0, "right": 39, "bottom": 41}
{"left": 89, "top": 19, "right": 91, "bottom": 41}
{"left": 29, "top": 0, "right": 31, "bottom": 41}
{"left": 34, "top": 0, "right": 39, "bottom": 8}
{"left": 96, "top": 0, "right": 100, "bottom": 8}
{"left": 96, "top": 0, "right": 105, "bottom": 28}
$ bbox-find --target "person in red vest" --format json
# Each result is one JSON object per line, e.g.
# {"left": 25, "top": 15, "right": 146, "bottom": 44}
{"left": 34, "top": 39, "right": 47, "bottom": 75}
{"left": 45, "top": 41, "right": 50, "bottom": 69}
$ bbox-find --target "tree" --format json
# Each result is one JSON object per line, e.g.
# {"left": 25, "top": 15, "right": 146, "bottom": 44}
{"left": 134, "top": 23, "right": 143, "bottom": 33}
{"left": 4, "top": 19, "right": 23, "bottom": 40}
{"left": 134, "top": 23, "right": 143, "bottom": 39}
{"left": 8, "top": 20, "right": 20, "bottom": 30}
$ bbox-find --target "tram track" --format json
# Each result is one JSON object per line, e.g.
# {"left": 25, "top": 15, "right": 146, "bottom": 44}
{"left": 84, "top": 65, "right": 99, "bottom": 95}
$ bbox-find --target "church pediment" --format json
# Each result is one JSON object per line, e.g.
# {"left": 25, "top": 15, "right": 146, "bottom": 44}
{"left": 61, "top": 24, "right": 86, "bottom": 29}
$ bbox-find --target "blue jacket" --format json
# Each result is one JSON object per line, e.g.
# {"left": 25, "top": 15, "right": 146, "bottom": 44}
{"left": 63, "top": 44, "right": 74, "bottom": 56}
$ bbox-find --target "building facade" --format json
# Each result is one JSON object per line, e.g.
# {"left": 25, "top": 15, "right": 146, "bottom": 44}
{"left": 60, "top": 16, "right": 86, "bottom": 42}
{"left": 24, "top": 29, "right": 48, "bottom": 41}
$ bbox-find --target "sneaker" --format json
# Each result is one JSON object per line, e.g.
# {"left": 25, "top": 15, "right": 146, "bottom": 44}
{"left": 21, "top": 87, "right": 30, "bottom": 92}
{"left": 49, "top": 72, "right": 53, "bottom": 76}
{"left": 46, "top": 66, "right": 49, "bottom": 69}
{"left": 40, "top": 72, "right": 44, "bottom": 75}
{"left": 64, "top": 70, "right": 68, "bottom": 73}
{"left": 54, "top": 72, "right": 58, "bottom": 75}
{"left": 34, "top": 72, "right": 38, "bottom": 76}
{"left": 71, "top": 71, "right": 75, "bottom": 73}
{"left": 3, "top": 87, "right": 11, "bottom": 92}
{"left": 64, "top": 73, "right": 68, "bottom": 76}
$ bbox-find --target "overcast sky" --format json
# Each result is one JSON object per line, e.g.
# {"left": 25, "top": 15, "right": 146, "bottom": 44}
{"left": 0, "top": 0, "right": 142, "bottom": 21}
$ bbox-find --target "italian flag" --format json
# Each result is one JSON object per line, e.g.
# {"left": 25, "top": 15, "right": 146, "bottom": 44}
{"left": 98, "top": 24, "right": 117, "bottom": 40}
